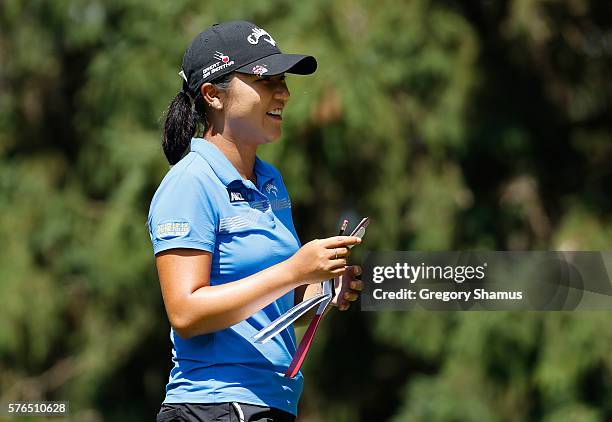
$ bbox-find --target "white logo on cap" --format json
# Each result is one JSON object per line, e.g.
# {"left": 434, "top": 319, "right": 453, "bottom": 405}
{"left": 247, "top": 27, "right": 276, "bottom": 46}
{"left": 201, "top": 51, "right": 235, "bottom": 80}
{"left": 252, "top": 65, "right": 268, "bottom": 76}
{"left": 214, "top": 51, "right": 231, "bottom": 63}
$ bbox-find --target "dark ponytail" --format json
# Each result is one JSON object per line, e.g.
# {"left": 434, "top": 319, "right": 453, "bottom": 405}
{"left": 162, "top": 74, "right": 234, "bottom": 165}
{"left": 162, "top": 86, "right": 196, "bottom": 165}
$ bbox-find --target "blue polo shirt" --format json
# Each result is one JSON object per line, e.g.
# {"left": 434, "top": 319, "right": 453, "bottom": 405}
{"left": 147, "top": 138, "right": 303, "bottom": 415}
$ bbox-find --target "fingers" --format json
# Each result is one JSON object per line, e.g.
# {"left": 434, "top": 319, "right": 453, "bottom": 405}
{"left": 343, "top": 265, "right": 363, "bottom": 291}
{"left": 345, "top": 265, "right": 362, "bottom": 277}
{"left": 329, "top": 247, "right": 350, "bottom": 259}
{"left": 338, "top": 303, "right": 350, "bottom": 311}
{"left": 349, "top": 280, "right": 363, "bottom": 291}
{"left": 324, "top": 236, "right": 362, "bottom": 248}
{"left": 343, "top": 291, "right": 359, "bottom": 301}
{"left": 336, "top": 291, "right": 358, "bottom": 311}
{"left": 309, "top": 240, "right": 361, "bottom": 281}
{"left": 326, "top": 249, "right": 352, "bottom": 272}
{"left": 334, "top": 266, "right": 364, "bottom": 311}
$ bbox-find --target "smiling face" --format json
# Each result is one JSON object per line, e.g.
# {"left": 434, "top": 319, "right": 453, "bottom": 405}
{"left": 215, "top": 72, "right": 290, "bottom": 146}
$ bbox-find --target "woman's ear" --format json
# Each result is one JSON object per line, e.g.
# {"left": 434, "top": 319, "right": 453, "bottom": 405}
{"left": 201, "top": 83, "right": 223, "bottom": 110}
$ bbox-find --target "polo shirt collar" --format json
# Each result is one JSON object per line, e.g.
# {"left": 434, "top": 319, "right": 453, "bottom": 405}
{"left": 191, "top": 138, "right": 276, "bottom": 188}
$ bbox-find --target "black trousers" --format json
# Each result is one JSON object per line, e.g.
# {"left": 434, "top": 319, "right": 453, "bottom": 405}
{"left": 156, "top": 402, "right": 296, "bottom": 422}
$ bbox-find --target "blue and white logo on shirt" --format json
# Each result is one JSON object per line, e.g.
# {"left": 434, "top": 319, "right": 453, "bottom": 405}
{"left": 227, "top": 185, "right": 250, "bottom": 203}
{"left": 156, "top": 221, "right": 190, "bottom": 239}
{"left": 264, "top": 182, "right": 278, "bottom": 197}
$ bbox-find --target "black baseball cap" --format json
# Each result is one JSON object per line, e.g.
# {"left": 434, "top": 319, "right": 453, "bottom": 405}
{"left": 180, "top": 20, "right": 317, "bottom": 95}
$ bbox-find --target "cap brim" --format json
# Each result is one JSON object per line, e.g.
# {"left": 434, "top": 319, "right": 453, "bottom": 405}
{"left": 236, "top": 53, "right": 317, "bottom": 76}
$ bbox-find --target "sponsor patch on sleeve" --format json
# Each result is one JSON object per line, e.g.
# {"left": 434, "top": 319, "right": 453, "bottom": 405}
{"left": 156, "top": 221, "right": 191, "bottom": 239}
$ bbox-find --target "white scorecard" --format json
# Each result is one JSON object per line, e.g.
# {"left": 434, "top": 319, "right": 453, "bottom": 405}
{"left": 253, "top": 292, "right": 331, "bottom": 344}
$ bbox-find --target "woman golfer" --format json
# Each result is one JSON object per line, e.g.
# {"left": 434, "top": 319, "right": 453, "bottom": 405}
{"left": 148, "top": 21, "right": 362, "bottom": 422}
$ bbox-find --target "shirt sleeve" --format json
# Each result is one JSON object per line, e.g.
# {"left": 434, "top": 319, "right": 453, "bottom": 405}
{"left": 147, "top": 165, "right": 218, "bottom": 255}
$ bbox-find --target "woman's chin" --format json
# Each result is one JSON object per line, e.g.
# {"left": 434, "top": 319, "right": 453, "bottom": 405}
{"left": 263, "top": 132, "right": 282, "bottom": 144}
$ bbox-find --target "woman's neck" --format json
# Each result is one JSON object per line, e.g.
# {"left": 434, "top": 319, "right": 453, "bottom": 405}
{"left": 205, "top": 133, "right": 257, "bottom": 184}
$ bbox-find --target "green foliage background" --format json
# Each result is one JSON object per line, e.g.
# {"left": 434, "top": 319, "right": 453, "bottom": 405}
{"left": 1, "top": 0, "right": 611, "bottom": 420}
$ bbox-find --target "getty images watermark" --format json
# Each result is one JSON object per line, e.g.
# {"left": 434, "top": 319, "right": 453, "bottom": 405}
{"left": 361, "top": 252, "right": 612, "bottom": 311}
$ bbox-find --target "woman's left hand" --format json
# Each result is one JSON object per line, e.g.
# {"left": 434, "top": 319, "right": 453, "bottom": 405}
{"left": 332, "top": 265, "right": 363, "bottom": 311}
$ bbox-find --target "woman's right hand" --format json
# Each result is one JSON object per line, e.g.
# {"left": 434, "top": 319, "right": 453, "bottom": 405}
{"left": 287, "top": 236, "right": 362, "bottom": 284}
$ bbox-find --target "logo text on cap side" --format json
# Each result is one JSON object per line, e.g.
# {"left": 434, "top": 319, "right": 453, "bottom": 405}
{"left": 202, "top": 51, "right": 235, "bottom": 80}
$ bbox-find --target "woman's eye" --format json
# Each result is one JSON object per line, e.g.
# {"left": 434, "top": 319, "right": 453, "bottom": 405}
{"left": 257, "top": 76, "right": 285, "bottom": 83}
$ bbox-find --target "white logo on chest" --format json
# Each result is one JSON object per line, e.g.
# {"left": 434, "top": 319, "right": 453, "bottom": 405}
{"left": 230, "top": 192, "right": 245, "bottom": 201}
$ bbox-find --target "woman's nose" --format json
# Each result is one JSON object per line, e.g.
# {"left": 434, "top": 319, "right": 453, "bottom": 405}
{"left": 274, "top": 82, "right": 290, "bottom": 101}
